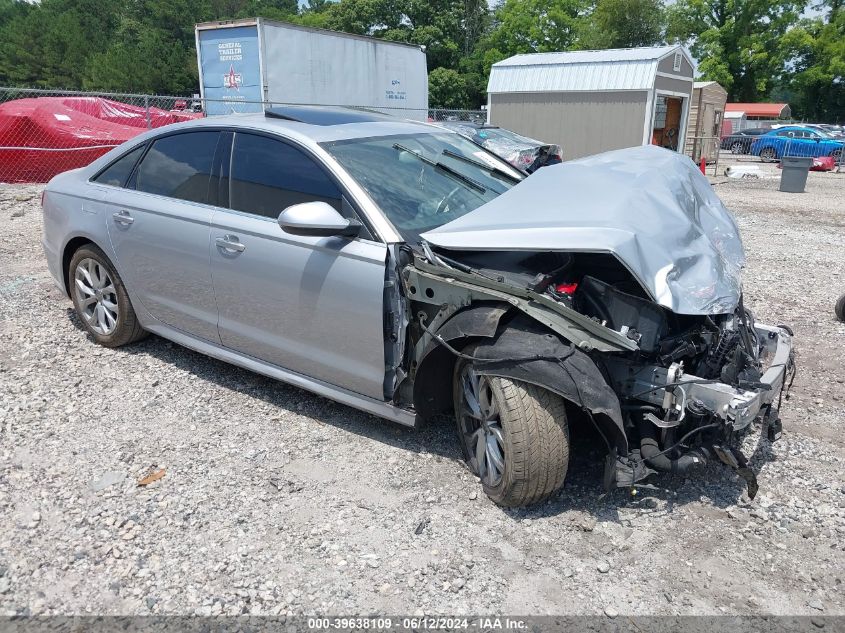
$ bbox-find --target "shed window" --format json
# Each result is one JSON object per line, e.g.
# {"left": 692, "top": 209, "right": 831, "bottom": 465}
{"left": 673, "top": 52, "right": 682, "bottom": 72}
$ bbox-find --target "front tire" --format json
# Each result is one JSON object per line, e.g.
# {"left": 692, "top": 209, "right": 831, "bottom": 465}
{"left": 731, "top": 141, "right": 745, "bottom": 154}
{"left": 836, "top": 294, "right": 845, "bottom": 322}
{"left": 69, "top": 245, "right": 146, "bottom": 347}
{"left": 453, "top": 352, "right": 569, "bottom": 507}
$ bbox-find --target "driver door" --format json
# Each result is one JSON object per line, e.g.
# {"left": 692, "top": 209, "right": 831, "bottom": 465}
{"left": 210, "top": 131, "right": 389, "bottom": 400}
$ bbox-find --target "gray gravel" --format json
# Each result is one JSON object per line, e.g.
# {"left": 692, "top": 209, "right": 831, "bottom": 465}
{"left": 1, "top": 165, "right": 844, "bottom": 617}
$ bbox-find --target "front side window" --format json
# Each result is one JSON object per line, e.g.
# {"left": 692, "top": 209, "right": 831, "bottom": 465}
{"left": 135, "top": 131, "right": 220, "bottom": 204}
{"left": 323, "top": 132, "right": 522, "bottom": 244}
{"left": 229, "top": 133, "right": 342, "bottom": 218}
{"left": 92, "top": 145, "right": 145, "bottom": 187}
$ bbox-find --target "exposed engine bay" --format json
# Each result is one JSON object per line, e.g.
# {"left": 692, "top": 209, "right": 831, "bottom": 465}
{"left": 397, "top": 245, "right": 795, "bottom": 498}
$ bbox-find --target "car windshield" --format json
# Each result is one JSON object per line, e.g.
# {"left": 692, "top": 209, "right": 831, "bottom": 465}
{"left": 322, "top": 132, "right": 523, "bottom": 243}
{"left": 809, "top": 128, "right": 834, "bottom": 138}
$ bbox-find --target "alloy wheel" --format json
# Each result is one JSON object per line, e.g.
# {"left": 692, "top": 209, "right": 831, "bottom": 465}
{"left": 457, "top": 368, "right": 505, "bottom": 487}
{"left": 74, "top": 257, "right": 119, "bottom": 335}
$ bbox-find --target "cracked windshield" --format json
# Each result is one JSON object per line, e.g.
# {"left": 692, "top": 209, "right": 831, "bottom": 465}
{"left": 322, "top": 132, "right": 523, "bottom": 243}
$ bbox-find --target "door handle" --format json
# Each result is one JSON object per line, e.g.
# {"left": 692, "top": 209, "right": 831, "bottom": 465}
{"left": 216, "top": 235, "right": 246, "bottom": 253}
{"left": 112, "top": 210, "right": 134, "bottom": 225}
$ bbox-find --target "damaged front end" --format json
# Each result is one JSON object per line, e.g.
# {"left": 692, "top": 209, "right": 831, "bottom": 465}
{"left": 398, "top": 145, "right": 796, "bottom": 499}
{"left": 401, "top": 245, "right": 794, "bottom": 499}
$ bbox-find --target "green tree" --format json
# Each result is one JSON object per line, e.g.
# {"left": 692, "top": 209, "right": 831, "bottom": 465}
{"left": 579, "top": 0, "right": 665, "bottom": 49}
{"left": 780, "top": 0, "right": 845, "bottom": 120}
{"left": 485, "top": 0, "right": 587, "bottom": 56}
{"left": 667, "top": 0, "right": 804, "bottom": 101}
{"left": 428, "top": 66, "right": 471, "bottom": 108}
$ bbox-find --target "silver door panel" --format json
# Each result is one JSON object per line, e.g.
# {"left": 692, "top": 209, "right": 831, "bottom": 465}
{"left": 210, "top": 211, "right": 388, "bottom": 400}
{"left": 105, "top": 190, "right": 219, "bottom": 342}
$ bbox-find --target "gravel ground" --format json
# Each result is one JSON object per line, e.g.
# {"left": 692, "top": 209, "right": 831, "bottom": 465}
{"left": 1, "top": 163, "right": 844, "bottom": 618}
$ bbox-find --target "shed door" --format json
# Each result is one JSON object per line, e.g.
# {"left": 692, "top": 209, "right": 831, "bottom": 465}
{"left": 651, "top": 96, "right": 684, "bottom": 151}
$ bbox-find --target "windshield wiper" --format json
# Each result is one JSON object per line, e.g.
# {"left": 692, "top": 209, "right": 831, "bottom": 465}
{"left": 441, "top": 148, "right": 522, "bottom": 184}
{"left": 393, "top": 144, "right": 486, "bottom": 193}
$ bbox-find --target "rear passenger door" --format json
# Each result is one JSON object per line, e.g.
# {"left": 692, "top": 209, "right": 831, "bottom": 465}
{"left": 210, "top": 132, "right": 389, "bottom": 400}
{"left": 105, "top": 130, "right": 225, "bottom": 342}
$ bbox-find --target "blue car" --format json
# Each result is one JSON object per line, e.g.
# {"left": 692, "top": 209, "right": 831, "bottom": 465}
{"left": 750, "top": 125, "right": 844, "bottom": 163}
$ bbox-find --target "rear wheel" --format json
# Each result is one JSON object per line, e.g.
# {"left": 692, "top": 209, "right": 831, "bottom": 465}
{"left": 830, "top": 149, "right": 842, "bottom": 162}
{"left": 759, "top": 147, "right": 778, "bottom": 163}
{"left": 69, "top": 245, "right": 146, "bottom": 347}
{"left": 453, "top": 350, "right": 569, "bottom": 507}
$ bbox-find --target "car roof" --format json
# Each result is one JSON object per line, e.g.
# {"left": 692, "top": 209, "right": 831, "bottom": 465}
{"left": 770, "top": 125, "right": 818, "bottom": 133}
{"left": 153, "top": 106, "right": 443, "bottom": 143}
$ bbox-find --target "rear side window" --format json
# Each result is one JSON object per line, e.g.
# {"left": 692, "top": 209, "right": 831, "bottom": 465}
{"left": 135, "top": 131, "right": 220, "bottom": 204}
{"left": 229, "top": 133, "right": 342, "bottom": 218}
{"left": 92, "top": 145, "right": 145, "bottom": 187}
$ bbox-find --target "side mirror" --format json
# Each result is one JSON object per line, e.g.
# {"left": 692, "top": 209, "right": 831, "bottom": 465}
{"left": 277, "top": 201, "right": 361, "bottom": 238}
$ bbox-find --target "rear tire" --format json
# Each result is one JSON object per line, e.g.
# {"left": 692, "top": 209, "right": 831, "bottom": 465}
{"left": 759, "top": 147, "right": 778, "bottom": 163}
{"left": 454, "top": 350, "right": 569, "bottom": 507}
{"left": 69, "top": 245, "right": 147, "bottom": 347}
{"left": 836, "top": 293, "right": 845, "bottom": 322}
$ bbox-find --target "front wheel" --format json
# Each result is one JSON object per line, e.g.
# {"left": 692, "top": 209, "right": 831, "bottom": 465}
{"left": 836, "top": 294, "right": 845, "bottom": 322}
{"left": 453, "top": 353, "right": 569, "bottom": 507}
{"left": 731, "top": 141, "right": 745, "bottom": 154}
{"left": 759, "top": 147, "right": 778, "bottom": 163}
{"left": 69, "top": 245, "right": 147, "bottom": 347}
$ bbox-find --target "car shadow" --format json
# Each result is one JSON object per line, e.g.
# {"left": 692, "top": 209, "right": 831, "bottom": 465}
{"left": 65, "top": 307, "right": 774, "bottom": 520}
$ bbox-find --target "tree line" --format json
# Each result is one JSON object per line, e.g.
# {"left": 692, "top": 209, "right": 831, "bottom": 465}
{"left": 0, "top": 0, "right": 842, "bottom": 121}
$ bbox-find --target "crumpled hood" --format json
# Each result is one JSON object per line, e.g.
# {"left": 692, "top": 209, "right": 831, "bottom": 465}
{"left": 421, "top": 145, "right": 745, "bottom": 315}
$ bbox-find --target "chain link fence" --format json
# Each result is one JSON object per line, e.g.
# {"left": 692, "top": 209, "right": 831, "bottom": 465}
{"left": 0, "top": 86, "right": 486, "bottom": 183}
{"left": 2, "top": 85, "right": 840, "bottom": 184}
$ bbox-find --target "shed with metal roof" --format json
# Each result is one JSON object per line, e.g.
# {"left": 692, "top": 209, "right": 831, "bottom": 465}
{"left": 486, "top": 45, "right": 695, "bottom": 160}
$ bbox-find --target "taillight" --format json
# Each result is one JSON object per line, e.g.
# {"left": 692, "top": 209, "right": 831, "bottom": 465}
{"left": 554, "top": 282, "right": 579, "bottom": 295}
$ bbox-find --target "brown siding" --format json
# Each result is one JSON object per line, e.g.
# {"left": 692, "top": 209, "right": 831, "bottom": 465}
{"left": 489, "top": 91, "right": 649, "bottom": 160}
{"left": 686, "top": 83, "right": 728, "bottom": 161}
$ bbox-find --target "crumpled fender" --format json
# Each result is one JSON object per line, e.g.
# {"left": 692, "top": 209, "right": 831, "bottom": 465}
{"left": 471, "top": 319, "right": 628, "bottom": 457}
{"left": 413, "top": 305, "right": 628, "bottom": 457}
{"left": 414, "top": 303, "right": 510, "bottom": 418}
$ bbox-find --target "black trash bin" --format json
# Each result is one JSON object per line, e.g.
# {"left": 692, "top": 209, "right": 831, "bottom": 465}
{"left": 779, "top": 156, "right": 813, "bottom": 193}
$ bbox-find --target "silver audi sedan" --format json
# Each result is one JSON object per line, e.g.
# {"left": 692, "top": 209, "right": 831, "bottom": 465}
{"left": 43, "top": 106, "right": 793, "bottom": 507}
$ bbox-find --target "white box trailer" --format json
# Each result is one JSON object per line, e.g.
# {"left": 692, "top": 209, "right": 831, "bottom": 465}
{"left": 195, "top": 18, "right": 429, "bottom": 120}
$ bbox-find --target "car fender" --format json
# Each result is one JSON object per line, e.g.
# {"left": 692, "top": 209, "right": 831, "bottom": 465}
{"left": 413, "top": 306, "right": 628, "bottom": 457}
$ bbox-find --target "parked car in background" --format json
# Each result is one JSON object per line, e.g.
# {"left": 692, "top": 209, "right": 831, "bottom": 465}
{"left": 437, "top": 122, "right": 562, "bottom": 173}
{"left": 42, "top": 107, "right": 793, "bottom": 507}
{"left": 750, "top": 126, "right": 844, "bottom": 162}
{"left": 720, "top": 127, "right": 769, "bottom": 154}
{"left": 812, "top": 124, "right": 844, "bottom": 139}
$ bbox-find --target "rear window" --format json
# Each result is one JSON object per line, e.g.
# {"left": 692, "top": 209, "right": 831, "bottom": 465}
{"left": 92, "top": 145, "right": 145, "bottom": 187}
{"left": 135, "top": 131, "right": 220, "bottom": 204}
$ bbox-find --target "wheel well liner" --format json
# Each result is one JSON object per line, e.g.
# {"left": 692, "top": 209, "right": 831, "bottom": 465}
{"left": 413, "top": 305, "right": 628, "bottom": 457}
{"left": 62, "top": 236, "right": 95, "bottom": 297}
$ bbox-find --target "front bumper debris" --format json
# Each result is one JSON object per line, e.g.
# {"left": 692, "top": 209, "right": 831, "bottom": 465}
{"left": 605, "top": 323, "right": 794, "bottom": 498}
{"left": 608, "top": 323, "right": 793, "bottom": 430}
